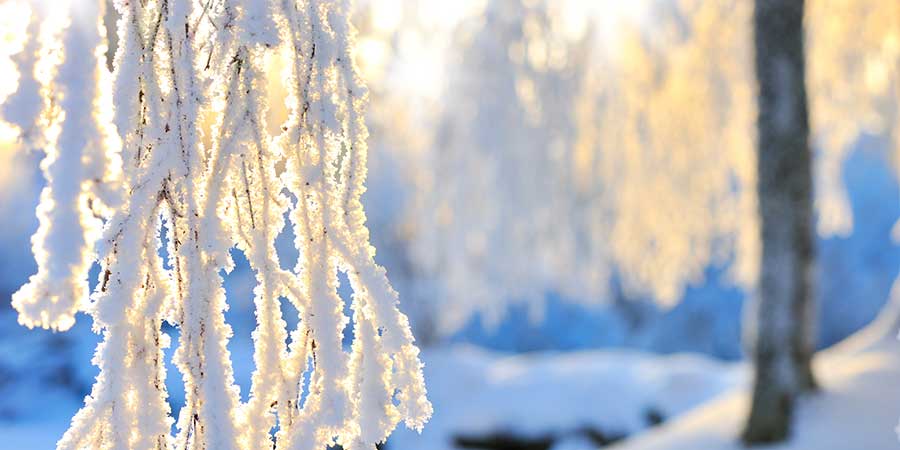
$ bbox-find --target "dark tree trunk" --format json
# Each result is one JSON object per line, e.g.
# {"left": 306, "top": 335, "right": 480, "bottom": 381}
{"left": 743, "top": 0, "right": 818, "bottom": 445}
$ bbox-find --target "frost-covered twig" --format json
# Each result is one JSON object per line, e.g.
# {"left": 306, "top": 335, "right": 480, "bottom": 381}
{"left": 12, "top": 0, "right": 122, "bottom": 332}
{"left": 8, "top": 1, "right": 429, "bottom": 449}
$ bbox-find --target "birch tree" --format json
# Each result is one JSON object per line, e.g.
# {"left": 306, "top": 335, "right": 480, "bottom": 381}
{"left": 7, "top": 1, "right": 430, "bottom": 449}
{"left": 408, "top": 0, "right": 592, "bottom": 333}
{"left": 404, "top": 0, "right": 758, "bottom": 333}
{"left": 743, "top": 0, "right": 817, "bottom": 443}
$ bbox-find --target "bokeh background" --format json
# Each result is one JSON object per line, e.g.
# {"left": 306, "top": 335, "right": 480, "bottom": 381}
{"left": 2, "top": 0, "right": 900, "bottom": 449}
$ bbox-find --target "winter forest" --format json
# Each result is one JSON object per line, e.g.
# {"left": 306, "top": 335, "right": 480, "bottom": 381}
{"left": 1, "top": 0, "right": 900, "bottom": 449}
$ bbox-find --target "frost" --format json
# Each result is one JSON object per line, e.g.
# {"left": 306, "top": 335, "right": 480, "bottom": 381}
{"left": 6, "top": 1, "right": 430, "bottom": 449}
{"left": 11, "top": 0, "right": 122, "bottom": 332}
{"left": 405, "top": 0, "right": 757, "bottom": 333}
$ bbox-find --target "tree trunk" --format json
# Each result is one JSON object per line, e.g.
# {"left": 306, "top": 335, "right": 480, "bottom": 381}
{"left": 742, "top": 0, "right": 818, "bottom": 445}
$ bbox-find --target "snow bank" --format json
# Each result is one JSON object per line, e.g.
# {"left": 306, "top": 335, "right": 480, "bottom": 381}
{"left": 609, "top": 341, "right": 900, "bottom": 450}
{"left": 0, "top": 344, "right": 736, "bottom": 448}
{"left": 388, "top": 346, "right": 741, "bottom": 450}
{"left": 4, "top": 340, "right": 898, "bottom": 450}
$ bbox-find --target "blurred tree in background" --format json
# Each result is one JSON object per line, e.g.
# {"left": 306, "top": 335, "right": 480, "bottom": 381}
{"left": 743, "top": 0, "right": 816, "bottom": 444}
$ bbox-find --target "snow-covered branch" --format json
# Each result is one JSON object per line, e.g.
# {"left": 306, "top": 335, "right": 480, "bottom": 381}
{"left": 6, "top": 1, "right": 429, "bottom": 448}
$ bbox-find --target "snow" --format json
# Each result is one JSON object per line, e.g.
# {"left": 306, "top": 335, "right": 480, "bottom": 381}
{"left": 386, "top": 326, "right": 900, "bottom": 450}
{"left": 12, "top": 0, "right": 120, "bottom": 332}
{"left": 2, "top": 1, "right": 900, "bottom": 449}
{"left": 388, "top": 347, "right": 741, "bottom": 450}
{"left": 0, "top": 342, "right": 740, "bottom": 447}
{"left": 551, "top": 436, "right": 603, "bottom": 450}
{"left": 4, "top": 0, "right": 430, "bottom": 447}
{"left": 0, "top": 345, "right": 739, "bottom": 449}
{"left": 609, "top": 339, "right": 900, "bottom": 450}
{"left": 3, "top": 334, "right": 900, "bottom": 450}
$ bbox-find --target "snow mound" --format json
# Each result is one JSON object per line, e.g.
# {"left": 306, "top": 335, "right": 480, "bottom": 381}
{"left": 388, "top": 346, "right": 741, "bottom": 450}
{"left": 609, "top": 342, "right": 900, "bottom": 450}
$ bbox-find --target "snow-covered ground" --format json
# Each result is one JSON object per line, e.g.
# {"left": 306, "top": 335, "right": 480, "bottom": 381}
{"left": 0, "top": 346, "right": 741, "bottom": 449}
{"left": 1, "top": 330, "right": 898, "bottom": 450}
{"left": 391, "top": 319, "right": 900, "bottom": 450}
{"left": 611, "top": 333, "right": 900, "bottom": 450}
{"left": 388, "top": 347, "right": 742, "bottom": 450}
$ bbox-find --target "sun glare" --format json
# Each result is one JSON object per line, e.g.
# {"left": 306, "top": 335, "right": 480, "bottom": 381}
{"left": 559, "top": 0, "right": 649, "bottom": 46}
{"left": 0, "top": 2, "right": 30, "bottom": 128}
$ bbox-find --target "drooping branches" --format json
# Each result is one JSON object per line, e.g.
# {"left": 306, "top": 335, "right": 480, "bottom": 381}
{"left": 12, "top": 0, "right": 122, "bottom": 332}
{"left": 8, "top": 0, "right": 430, "bottom": 449}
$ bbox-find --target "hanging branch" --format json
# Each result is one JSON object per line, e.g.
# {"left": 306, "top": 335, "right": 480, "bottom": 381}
{"left": 8, "top": 1, "right": 430, "bottom": 449}
{"left": 12, "top": 0, "right": 122, "bottom": 332}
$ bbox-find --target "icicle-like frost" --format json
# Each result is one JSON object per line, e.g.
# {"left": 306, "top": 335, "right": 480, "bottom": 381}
{"left": 12, "top": 0, "right": 122, "bottom": 332}
{"left": 8, "top": 0, "right": 429, "bottom": 448}
{"left": 271, "top": 2, "right": 431, "bottom": 448}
